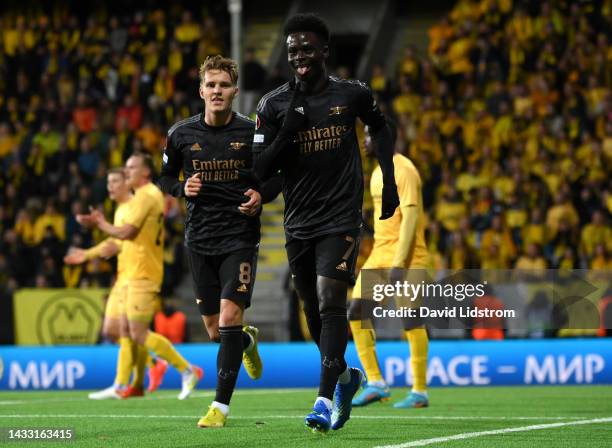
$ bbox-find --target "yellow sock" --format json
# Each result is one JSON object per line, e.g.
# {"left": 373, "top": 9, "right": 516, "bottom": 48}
{"left": 405, "top": 327, "right": 428, "bottom": 392}
{"left": 131, "top": 343, "right": 148, "bottom": 389}
{"left": 146, "top": 354, "right": 154, "bottom": 368}
{"left": 114, "top": 337, "right": 133, "bottom": 387}
{"left": 144, "top": 331, "right": 189, "bottom": 372}
{"left": 350, "top": 320, "right": 383, "bottom": 383}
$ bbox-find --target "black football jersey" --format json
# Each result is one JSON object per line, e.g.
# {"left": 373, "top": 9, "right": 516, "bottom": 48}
{"left": 253, "top": 76, "right": 386, "bottom": 239}
{"left": 159, "top": 112, "right": 260, "bottom": 255}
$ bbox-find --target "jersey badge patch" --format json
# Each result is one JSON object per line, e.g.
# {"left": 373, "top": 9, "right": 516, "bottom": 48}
{"left": 190, "top": 142, "right": 202, "bottom": 151}
{"left": 237, "top": 284, "right": 248, "bottom": 293}
{"left": 329, "top": 105, "right": 348, "bottom": 116}
{"left": 336, "top": 261, "right": 348, "bottom": 271}
{"left": 229, "top": 142, "right": 247, "bottom": 150}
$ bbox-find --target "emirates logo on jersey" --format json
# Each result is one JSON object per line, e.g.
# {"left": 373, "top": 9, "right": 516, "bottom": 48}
{"left": 329, "top": 105, "right": 348, "bottom": 115}
{"left": 190, "top": 142, "right": 202, "bottom": 151}
{"left": 229, "top": 142, "right": 247, "bottom": 150}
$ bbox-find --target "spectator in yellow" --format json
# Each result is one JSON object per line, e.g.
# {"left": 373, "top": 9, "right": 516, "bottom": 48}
{"left": 481, "top": 215, "right": 516, "bottom": 267}
{"left": 14, "top": 208, "right": 37, "bottom": 247}
{"left": 580, "top": 210, "right": 612, "bottom": 258}
{"left": 392, "top": 81, "right": 421, "bottom": 117}
{"left": 546, "top": 192, "right": 580, "bottom": 238}
{"left": 590, "top": 244, "right": 611, "bottom": 269}
{"left": 174, "top": 11, "right": 200, "bottom": 44}
{"left": 398, "top": 46, "right": 420, "bottom": 82}
{"left": 505, "top": 7, "right": 533, "bottom": 44}
{"left": 446, "top": 231, "right": 479, "bottom": 269}
{"left": 34, "top": 200, "right": 66, "bottom": 244}
{"left": 435, "top": 186, "right": 467, "bottom": 233}
{"left": 456, "top": 162, "right": 489, "bottom": 199}
{"left": 515, "top": 243, "right": 548, "bottom": 270}
{"left": 447, "top": 28, "right": 474, "bottom": 75}
{"left": 0, "top": 123, "right": 18, "bottom": 159}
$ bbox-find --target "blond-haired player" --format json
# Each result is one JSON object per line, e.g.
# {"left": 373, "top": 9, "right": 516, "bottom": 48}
{"left": 83, "top": 153, "right": 202, "bottom": 400}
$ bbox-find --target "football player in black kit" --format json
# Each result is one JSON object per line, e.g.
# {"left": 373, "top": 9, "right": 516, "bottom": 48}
{"left": 159, "top": 56, "right": 277, "bottom": 428}
{"left": 253, "top": 14, "right": 400, "bottom": 432}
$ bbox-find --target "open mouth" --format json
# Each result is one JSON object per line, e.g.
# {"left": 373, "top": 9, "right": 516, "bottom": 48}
{"left": 296, "top": 65, "right": 311, "bottom": 76}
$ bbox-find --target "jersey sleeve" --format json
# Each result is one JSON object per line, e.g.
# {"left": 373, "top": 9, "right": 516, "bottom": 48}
{"left": 252, "top": 99, "right": 280, "bottom": 157}
{"left": 158, "top": 130, "right": 184, "bottom": 197}
{"left": 123, "top": 189, "right": 155, "bottom": 230}
{"left": 355, "top": 82, "right": 386, "bottom": 131}
{"left": 397, "top": 164, "right": 419, "bottom": 207}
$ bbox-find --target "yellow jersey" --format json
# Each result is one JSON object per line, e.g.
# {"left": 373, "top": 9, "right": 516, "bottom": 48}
{"left": 122, "top": 182, "right": 165, "bottom": 286}
{"left": 113, "top": 202, "right": 129, "bottom": 282}
{"left": 370, "top": 154, "right": 428, "bottom": 268}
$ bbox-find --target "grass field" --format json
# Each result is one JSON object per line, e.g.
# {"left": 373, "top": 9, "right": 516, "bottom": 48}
{"left": 0, "top": 386, "right": 610, "bottom": 447}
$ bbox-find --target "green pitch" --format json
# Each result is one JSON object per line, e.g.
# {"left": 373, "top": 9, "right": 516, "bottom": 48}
{"left": 0, "top": 386, "right": 610, "bottom": 447}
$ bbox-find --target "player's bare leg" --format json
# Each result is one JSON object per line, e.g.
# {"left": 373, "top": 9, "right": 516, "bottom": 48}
{"left": 128, "top": 320, "right": 202, "bottom": 400}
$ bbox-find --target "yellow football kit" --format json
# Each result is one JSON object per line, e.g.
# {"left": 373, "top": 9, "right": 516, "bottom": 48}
{"left": 85, "top": 202, "right": 129, "bottom": 320}
{"left": 351, "top": 153, "right": 429, "bottom": 394}
{"left": 122, "top": 182, "right": 165, "bottom": 322}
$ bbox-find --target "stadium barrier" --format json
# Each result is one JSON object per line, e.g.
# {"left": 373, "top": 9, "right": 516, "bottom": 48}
{"left": 0, "top": 340, "right": 610, "bottom": 390}
{"left": 13, "top": 289, "right": 107, "bottom": 345}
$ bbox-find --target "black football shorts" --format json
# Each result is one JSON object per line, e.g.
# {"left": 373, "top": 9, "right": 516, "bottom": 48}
{"left": 285, "top": 229, "right": 360, "bottom": 285}
{"left": 187, "top": 246, "right": 258, "bottom": 316}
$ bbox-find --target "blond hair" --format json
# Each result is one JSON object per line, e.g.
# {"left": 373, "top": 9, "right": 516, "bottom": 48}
{"left": 199, "top": 55, "right": 238, "bottom": 85}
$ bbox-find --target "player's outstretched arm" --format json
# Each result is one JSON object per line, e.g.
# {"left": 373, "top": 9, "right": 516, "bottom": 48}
{"left": 158, "top": 133, "right": 185, "bottom": 197}
{"left": 391, "top": 205, "right": 418, "bottom": 269}
{"left": 90, "top": 208, "right": 139, "bottom": 240}
{"left": 64, "top": 239, "right": 119, "bottom": 265}
{"left": 369, "top": 124, "right": 400, "bottom": 220}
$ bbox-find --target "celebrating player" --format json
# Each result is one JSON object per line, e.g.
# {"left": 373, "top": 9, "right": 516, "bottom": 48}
{"left": 253, "top": 13, "right": 400, "bottom": 432}
{"left": 349, "top": 120, "right": 430, "bottom": 408}
{"left": 159, "top": 56, "right": 276, "bottom": 428}
{"left": 65, "top": 168, "right": 157, "bottom": 399}
{"left": 82, "top": 153, "right": 202, "bottom": 400}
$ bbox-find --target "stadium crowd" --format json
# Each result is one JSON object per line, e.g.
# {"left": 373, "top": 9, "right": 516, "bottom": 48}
{"left": 0, "top": 4, "right": 236, "bottom": 295}
{"left": 367, "top": 0, "right": 611, "bottom": 272}
{"left": 0, "top": 0, "right": 610, "bottom": 311}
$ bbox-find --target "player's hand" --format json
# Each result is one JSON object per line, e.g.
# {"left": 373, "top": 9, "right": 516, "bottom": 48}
{"left": 379, "top": 183, "right": 400, "bottom": 220}
{"left": 88, "top": 207, "right": 106, "bottom": 226}
{"left": 64, "top": 247, "right": 87, "bottom": 265}
{"left": 239, "top": 189, "right": 262, "bottom": 216}
{"left": 184, "top": 172, "right": 203, "bottom": 197}
{"left": 279, "top": 84, "right": 308, "bottom": 138}
{"left": 76, "top": 213, "right": 96, "bottom": 228}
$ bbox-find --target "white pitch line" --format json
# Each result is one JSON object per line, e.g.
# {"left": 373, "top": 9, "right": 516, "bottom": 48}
{"left": 0, "top": 414, "right": 607, "bottom": 422}
{"left": 0, "top": 388, "right": 306, "bottom": 406}
{"left": 374, "top": 417, "right": 612, "bottom": 448}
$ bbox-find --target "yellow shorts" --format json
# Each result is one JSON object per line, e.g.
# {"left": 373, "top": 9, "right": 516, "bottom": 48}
{"left": 126, "top": 279, "right": 160, "bottom": 322}
{"left": 352, "top": 243, "right": 427, "bottom": 300}
{"left": 105, "top": 281, "right": 127, "bottom": 320}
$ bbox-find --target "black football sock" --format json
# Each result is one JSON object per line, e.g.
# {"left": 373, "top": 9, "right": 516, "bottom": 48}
{"left": 215, "top": 325, "right": 244, "bottom": 405}
{"left": 242, "top": 330, "right": 252, "bottom": 351}
{"left": 303, "top": 299, "right": 322, "bottom": 347}
{"left": 318, "top": 308, "right": 348, "bottom": 399}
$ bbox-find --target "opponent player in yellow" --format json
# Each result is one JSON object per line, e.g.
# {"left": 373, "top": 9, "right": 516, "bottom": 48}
{"left": 66, "top": 168, "right": 168, "bottom": 399}
{"left": 83, "top": 153, "right": 202, "bottom": 400}
{"left": 65, "top": 168, "right": 140, "bottom": 398}
{"left": 349, "top": 120, "right": 430, "bottom": 408}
